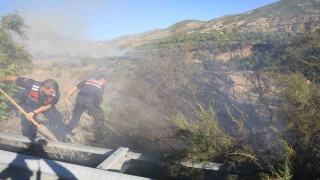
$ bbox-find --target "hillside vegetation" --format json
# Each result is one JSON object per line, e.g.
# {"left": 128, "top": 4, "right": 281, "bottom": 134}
{"left": 119, "top": 0, "right": 320, "bottom": 179}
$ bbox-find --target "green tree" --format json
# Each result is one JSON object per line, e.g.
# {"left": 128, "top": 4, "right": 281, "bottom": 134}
{"left": 0, "top": 12, "right": 32, "bottom": 120}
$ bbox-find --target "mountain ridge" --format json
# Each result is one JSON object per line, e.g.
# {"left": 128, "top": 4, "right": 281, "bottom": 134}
{"left": 25, "top": 0, "right": 320, "bottom": 58}
{"left": 112, "top": 0, "right": 320, "bottom": 49}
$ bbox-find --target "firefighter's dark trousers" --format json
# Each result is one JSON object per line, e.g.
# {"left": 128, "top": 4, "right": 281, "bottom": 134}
{"left": 21, "top": 104, "right": 68, "bottom": 141}
{"left": 66, "top": 95, "right": 104, "bottom": 140}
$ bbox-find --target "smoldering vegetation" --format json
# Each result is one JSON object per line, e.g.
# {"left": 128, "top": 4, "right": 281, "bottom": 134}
{"left": 5, "top": 55, "right": 283, "bottom": 151}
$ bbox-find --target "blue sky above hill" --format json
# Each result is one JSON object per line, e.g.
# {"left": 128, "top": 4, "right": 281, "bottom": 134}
{"left": 0, "top": 0, "right": 279, "bottom": 41}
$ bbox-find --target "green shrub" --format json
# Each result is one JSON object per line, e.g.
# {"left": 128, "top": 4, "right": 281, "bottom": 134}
{"left": 168, "top": 102, "right": 257, "bottom": 166}
{"left": 168, "top": 102, "right": 295, "bottom": 179}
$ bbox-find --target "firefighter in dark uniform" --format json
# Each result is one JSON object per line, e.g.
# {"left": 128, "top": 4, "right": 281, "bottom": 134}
{"left": 64, "top": 75, "right": 107, "bottom": 141}
{"left": 0, "top": 76, "right": 67, "bottom": 141}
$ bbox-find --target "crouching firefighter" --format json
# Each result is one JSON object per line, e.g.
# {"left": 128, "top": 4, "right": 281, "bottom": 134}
{"left": 64, "top": 75, "right": 107, "bottom": 141}
{"left": 0, "top": 76, "right": 68, "bottom": 141}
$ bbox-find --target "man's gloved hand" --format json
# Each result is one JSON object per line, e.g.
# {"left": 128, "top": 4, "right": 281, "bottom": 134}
{"left": 26, "top": 111, "right": 35, "bottom": 121}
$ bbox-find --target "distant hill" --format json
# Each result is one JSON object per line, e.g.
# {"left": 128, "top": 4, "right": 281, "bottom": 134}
{"left": 117, "top": 0, "right": 320, "bottom": 49}
{"left": 25, "top": 0, "right": 320, "bottom": 59}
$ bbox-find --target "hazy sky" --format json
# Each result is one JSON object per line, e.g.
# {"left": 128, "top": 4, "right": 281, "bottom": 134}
{"left": 0, "top": 0, "right": 279, "bottom": 41}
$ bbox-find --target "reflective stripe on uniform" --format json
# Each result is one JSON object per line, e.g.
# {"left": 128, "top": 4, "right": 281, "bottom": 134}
{"left": 31, "top": 85, "right": 39, "bottom": 91}
{"left": 85, "top": 79, "right": 103, "bottom": 89}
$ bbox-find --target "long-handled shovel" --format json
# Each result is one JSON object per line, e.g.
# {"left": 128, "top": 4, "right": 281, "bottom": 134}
{"left": 0, "top": 88, "right": 58, "bottom": 141}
